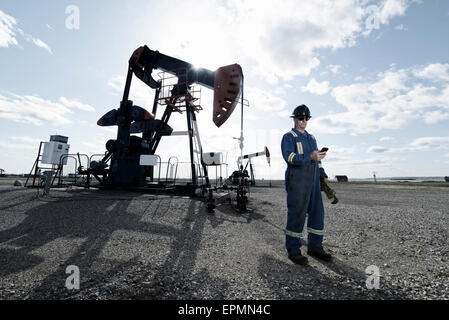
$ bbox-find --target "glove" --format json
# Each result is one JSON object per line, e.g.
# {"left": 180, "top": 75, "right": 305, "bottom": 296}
{"left": 320, "top": 176, "right": 338, "bottom": 204}
{"left": 320, "top": 176, "right": 328, "bottom": 190}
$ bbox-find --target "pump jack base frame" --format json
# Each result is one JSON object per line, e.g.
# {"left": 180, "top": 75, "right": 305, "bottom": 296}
{"left": 93, "top": 178, "right": 249, "bottom": 214}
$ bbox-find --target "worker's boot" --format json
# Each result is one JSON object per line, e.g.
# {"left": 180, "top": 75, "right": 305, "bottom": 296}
{"left": 307, "top": 246, "right": 332, "bottom": 262}
{"left": 288, "top": 252, "right": 308, "bottom": 265}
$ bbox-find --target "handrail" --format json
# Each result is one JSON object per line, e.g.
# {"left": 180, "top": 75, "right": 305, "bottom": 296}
{"left": 153, "top": 154, "right": 162, "bottom": 183}
{"left": 59, "top": 153, "right": 90, "bottom": 169}
{"left": 89, "top": 153, "right": 108, "bottom": 165}
{"left": 166, "top": 156, "right": 179, "bottom": 184}
{"left": 58, "top": 155, "right": 78, "bottom": 185}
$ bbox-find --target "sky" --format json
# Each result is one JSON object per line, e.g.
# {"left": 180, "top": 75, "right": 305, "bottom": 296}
{"left": 0, "top": 0, "right": 448, "bottom": 180}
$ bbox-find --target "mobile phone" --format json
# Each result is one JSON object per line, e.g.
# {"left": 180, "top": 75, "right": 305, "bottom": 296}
{"left": 320, "top": 147, "right": 328, "bottom": 152}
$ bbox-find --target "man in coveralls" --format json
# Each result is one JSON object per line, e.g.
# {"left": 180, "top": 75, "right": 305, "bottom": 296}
{"left": 281, "top": 104, "right": 332, "bottom": 265}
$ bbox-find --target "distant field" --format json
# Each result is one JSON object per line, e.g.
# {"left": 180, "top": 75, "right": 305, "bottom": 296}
{"left": 1, "top": 176, "right": 448, "bottom": 188}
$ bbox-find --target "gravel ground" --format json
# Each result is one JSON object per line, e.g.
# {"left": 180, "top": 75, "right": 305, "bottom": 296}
{"left": 0, "top": 181, "right": 448, "bottom": 300}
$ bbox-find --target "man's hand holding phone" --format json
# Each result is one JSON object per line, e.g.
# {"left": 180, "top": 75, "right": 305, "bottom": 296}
{"left": 310, "top": 148, "right": 326, "bottom": 162}
{"left": 311, "top": 147, "right": 328, "bottom": 161}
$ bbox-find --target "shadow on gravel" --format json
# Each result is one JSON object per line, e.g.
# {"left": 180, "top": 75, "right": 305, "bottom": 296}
{"left": 0, "top": 248, "right": 44, "bottom": 276}
{"left": 133, "top": 199, "right": 233, "bottom": 299}
{"left": 0, "top": 189, "right": 236, "bottom": 299}
{"left": 258, "top": 254, "right": 363, "bottom": 299}
{"left": 0, "top": 190, "right": 186, "bottom": 298}
{"left": 309, "top": 256, "right": 406, "bottom": 299}
{"left": 258, "top": 254, "right": 406, "bottom": 300}
{"left": 213, "top": 202, "right": 266, "bottom": 226}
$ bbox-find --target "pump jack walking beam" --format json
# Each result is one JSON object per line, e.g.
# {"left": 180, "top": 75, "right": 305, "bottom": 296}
{"left": 237, "top": 147, "right": 271, "bottom": 167}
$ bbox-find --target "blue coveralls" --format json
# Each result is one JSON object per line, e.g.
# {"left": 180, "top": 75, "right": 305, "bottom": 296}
{"left": 281, "top": 128, "right": 328, "bottom": 255}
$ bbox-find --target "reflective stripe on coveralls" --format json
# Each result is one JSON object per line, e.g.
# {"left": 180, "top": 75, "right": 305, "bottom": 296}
{"left": 287, "top": 142, "right": 304, "bottom": 164}
{"left": 285, "top": 229, "right": 303, "bottom": 238}
{"left": 296, "top": 142, "right": 304, "bottom": 154}
{"left": 307, "top": 227, "right": 324, "bottom": 235}
{"left": 288, "top": 153, "right": 295, "bottom": 164}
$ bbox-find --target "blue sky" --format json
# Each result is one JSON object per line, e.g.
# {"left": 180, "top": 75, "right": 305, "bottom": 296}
{"left": 1, "top": 0, "right": 448, "bottom": 179}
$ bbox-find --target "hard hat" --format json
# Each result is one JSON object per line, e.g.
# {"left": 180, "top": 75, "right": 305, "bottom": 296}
{"left": 290, "top": 104, "right": 311, "bottom": 119}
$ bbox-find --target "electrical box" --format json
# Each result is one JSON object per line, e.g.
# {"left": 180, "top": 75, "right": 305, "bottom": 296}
{"left": 202, "top": 152, "right": 223, "bottom": 166}
{"left": 41, "top": 135, "right": 70, "bottom": 165}
{"left": 139, "top": 155, "right": 159, "bottom": 166}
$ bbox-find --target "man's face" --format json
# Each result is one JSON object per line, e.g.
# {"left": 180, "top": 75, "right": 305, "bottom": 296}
{"left": 295, "top": 116, "right": 309, "bottom": 130}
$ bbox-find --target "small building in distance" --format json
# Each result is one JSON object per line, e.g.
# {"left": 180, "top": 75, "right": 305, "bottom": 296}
{"left": 335, "top": 175, "right": 348, "bottom": 182}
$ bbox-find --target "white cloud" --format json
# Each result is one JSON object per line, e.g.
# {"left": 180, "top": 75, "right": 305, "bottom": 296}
{"left": 277, "top": 110, "right": 290, "bottom": 118}
{"left": 329, "top": 64, "right": 342, "bottom": 74}
{"left": 11, "top": 136, "right": 43, "bottom": 144}
{"left": 274, "top": 87, "right": 287, "bottom": 95}
{"left": 0, "top": 92, "right": 94, "bottom": 126}
{"left": 0, "top": 9, "right": 52, "bottom": 53}
{"left": 311, "top": 63, "right": 449, "bottom": 135}
{"left": 413, "top": 63, "right": 449, "bottom": 82}
{"left": 402, "top": 136, "right": 449, "bottom": 152}
{"left": 365, "top": 137, "right": 449, "bottom": 156}
{"left": 379, "top": 0, "right": 409, "bottom": 24}
{"left": 59, "top": 97, "right": 95, "bottom": 112}
{"left": 318, "top": 145, "right": 355, "bottom": 162}
{"left": 380, "top": 136, "right": 394, "bottom": 141}
{"left": 0, "top": 136, "right": 43, "bottom": 152}
{"left": 0, "top": 141, "right": 36, "bottom": 150}
{"left": 234, "top": 86, "right": 288, "bottom": 114}
{"left": 423, "top": 110, "right": 449, "bottom": 124}
{"left": 0, "top": 10, "right": 18, "bottom": 47}
{"left": 136, "top": 0, "right": 414, "bottom": 83}
{"left": 301, "top": 78, "right": 331, "bottom": 95}
{"left": 31, "top": 37, "right": 53, "bottom": 55}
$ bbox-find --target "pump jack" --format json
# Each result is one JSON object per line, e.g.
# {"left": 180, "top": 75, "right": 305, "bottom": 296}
{"left": 87, "top": 45, "right": 243, "bottom": 209}
{"left": 237, "top": 147, "right": 271, "bottom": 186}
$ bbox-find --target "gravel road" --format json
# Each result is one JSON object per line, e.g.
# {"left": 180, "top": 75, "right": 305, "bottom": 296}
{"left": 0, "top": 182, "right": 448, "bottom": 300}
